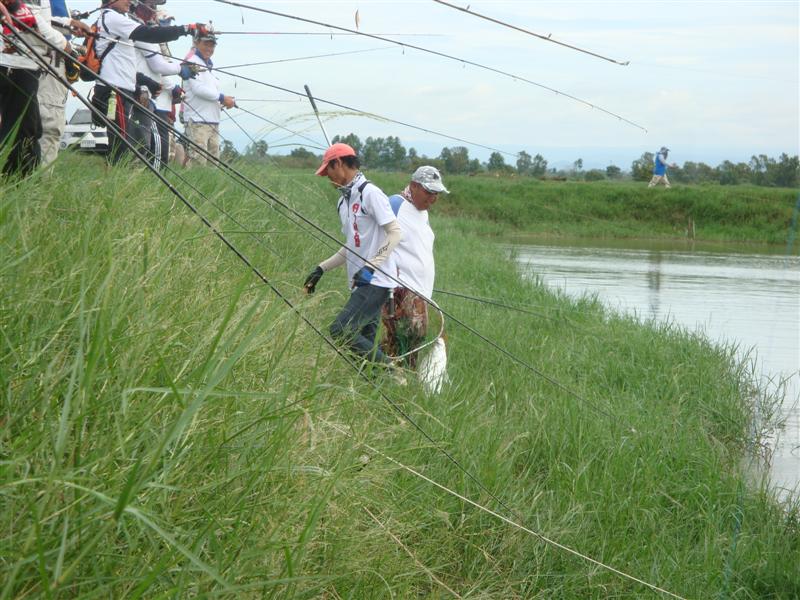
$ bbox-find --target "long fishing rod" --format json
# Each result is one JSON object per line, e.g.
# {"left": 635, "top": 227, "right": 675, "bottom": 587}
{"left": 303, "top": 84, "right": 330, "bottom": 145}
{"left": 210, "top": 0, "right": 648, "bottom": 132}
{"left": 9, "top": 31, "right": 691, "bottom": 598}
{"left": 87, "top": 29, "right": 521, "bottom": 157}
{"left": 431, "top": 0, "right": 631, "bottom": 66}
{"left": 434, "top": 288, "right": 563, "bottom": 320}
{"left": 214, "top": 31, "right": 444, "bottom": 37}
{"left": 216, "top": 46, "right": 395, "bottom": 70}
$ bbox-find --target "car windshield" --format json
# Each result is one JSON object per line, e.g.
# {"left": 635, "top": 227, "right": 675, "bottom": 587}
{"left": 69, "top": 110, "right": 92, "bottom": 125}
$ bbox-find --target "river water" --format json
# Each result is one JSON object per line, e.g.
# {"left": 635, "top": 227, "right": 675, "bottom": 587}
{"left": 510, "top": 239, "right": 799, "bottom": 501}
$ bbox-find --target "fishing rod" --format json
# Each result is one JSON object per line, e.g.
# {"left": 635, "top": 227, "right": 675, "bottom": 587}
{"left": 303, "top": 84, "right": 330, "bottom": 145}
{"left": 88, "top": 29, "right": 521, "bottom": 157}
{"left": 431, "top": 0, "right": 631, "bottom": 66}
{"left": 434, "top": 288, "right": 563, "bottom": 320}
{"left": 8, "top": 31, "right": 691, "bottom": 598}
{"left": 210, "top": 0, "right": 648, "bottom": 132}
{"left": 227, "top": 98, "right": 302, "bottom": 103}
{"left": 214, "top": 31, "right": 444, "bottom": 37}
{"left": 216, "top": 46, "right": 395, "bottom": 70}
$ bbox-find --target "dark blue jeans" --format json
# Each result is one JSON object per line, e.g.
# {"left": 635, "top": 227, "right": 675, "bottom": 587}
{"left": 330, "top": 284, "right": 391, "bottom": 363}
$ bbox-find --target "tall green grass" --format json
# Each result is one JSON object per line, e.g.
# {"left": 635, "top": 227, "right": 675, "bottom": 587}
{"left": 1, "top": 155, "right": 798, "bottom": 597}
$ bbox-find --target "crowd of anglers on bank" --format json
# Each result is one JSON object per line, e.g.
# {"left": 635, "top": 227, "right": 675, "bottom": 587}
{"left": 1, "top": 0, "right": 451, "bottom": 385}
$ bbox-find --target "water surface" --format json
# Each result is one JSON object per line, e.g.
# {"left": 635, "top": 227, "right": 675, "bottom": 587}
{"left": 511, "top": 241, "right": 799, "bottom": 500}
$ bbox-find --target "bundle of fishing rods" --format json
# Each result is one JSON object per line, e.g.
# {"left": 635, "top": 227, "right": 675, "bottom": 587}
{"left": 1, "top": 13, "right": 685, "bottom": 599}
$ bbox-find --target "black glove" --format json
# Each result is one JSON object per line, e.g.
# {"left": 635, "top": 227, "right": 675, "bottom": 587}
{"left": 303, "top": 266, "right": 324, "bottom": 293}
{"left": 136, "top": 72, "right": 160, "bottom": 96}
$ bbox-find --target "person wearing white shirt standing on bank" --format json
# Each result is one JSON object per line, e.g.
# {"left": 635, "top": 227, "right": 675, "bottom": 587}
{"left": 31, "top": 0, "right": 90, "bottom": 167}
{"left": 303, "top": 143, "right": 403, "bottom": 368}
{"left": 132, "top": 0, "right": 186, "bottom": 169}
{"left": 381, "top": 166, "right": 448, "bottom": 368}
{"left": 89, "top": 0, "right": 205, "bottom": 164}
{"left": 0, "top": 0, "right": 68, "bottom": 175}
{"left": 182, "top": 30, "right": 234, "bottom": 166}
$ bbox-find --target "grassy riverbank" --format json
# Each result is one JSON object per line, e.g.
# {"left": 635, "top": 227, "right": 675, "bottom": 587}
{"left": 2, "top": 155, "right": 798, "bottom": 598}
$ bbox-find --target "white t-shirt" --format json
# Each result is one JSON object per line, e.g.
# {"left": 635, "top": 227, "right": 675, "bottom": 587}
{"left": 95, "top": 9, "right": 140, "bottom": 90}
{"left": 337, "top": 173, "right": 398, "bottom": 289}
{"left": 388, "top": 195, "right": 435, "bottom": 297}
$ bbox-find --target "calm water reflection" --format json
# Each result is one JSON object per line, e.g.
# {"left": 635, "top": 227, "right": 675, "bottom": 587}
{"left": 511, "top": 242, "right": 800, "bottom": 499}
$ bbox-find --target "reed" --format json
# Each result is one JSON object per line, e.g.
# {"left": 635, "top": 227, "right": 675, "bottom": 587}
{"left": 1, "top": 154, "right": 797, "bottom": 598}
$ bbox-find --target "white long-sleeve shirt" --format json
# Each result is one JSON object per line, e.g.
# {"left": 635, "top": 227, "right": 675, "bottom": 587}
{"left": 182, "top": 49, "right": 222, "bottom": 124}
{"left": 135, "top": 40, "right": 180, "bottom": 112}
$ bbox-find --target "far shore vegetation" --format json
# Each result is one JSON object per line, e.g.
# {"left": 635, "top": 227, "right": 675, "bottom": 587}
{"left": 229, "top": 132, "right": 800, "bottom": 189}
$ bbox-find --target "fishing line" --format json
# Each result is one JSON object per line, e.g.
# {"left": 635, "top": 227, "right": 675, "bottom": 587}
{"left": 206, "top": 67, "right": 520, "bottom": 157}
{"left": 12, "top": 28, "right": 691, "bottom": 597}
{"left": 322, "top": 419, "right": 688, "bottom": 600}
{"left": 209, "top": 0, "right": 648, "bottom": 132}
{"left": 431, "top": 0, "right": 631, "bottom": 66}
{"left": 232, "top": 104, "right": 326, "bottom": 149}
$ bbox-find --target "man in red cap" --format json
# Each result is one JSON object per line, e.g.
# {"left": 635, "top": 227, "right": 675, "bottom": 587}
{"left": 304, "top": 142, "right": 403, "bottom": 367}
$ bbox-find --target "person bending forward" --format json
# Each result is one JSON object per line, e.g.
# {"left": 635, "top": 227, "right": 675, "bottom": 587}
{"left": 303, "top": 143, "right": 402, "bottom": 365}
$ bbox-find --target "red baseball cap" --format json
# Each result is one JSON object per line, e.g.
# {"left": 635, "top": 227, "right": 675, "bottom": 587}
{"left": 315, "top": 143, "right": 357, "bottom": 176}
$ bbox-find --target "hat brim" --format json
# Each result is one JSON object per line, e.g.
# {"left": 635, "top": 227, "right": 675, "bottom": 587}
{"left": 421, "top": 182, "right": 449, "bottom": 194}
{"left": 315, "top": 161, "right": 329, "bottom": 176}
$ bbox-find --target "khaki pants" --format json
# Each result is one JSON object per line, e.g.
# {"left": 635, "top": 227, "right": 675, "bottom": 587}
{"left": 37, "top": 63, "right": 68, "bottom": 167}
{"left": 185, "top": 121, "right": 219, "bottom": 166}
{"left": 648, "top": 174, "right": 671, "bottom": 188}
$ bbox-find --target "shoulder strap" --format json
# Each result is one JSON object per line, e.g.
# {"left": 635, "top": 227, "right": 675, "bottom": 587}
{"left": 98, "top": 10, "right": 119, "bottom": 60}
{"left": 356, "top": 180, "right": 371, "bottom": 214}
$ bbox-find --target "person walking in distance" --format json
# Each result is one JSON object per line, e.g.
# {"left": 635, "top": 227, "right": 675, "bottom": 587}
{"left": 648, "top": 146, "right": 677, "bottom": 188}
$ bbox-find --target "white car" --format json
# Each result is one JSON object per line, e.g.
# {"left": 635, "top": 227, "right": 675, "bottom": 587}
{"left": 59, "top": 109, "right": 108, "bottom": 152}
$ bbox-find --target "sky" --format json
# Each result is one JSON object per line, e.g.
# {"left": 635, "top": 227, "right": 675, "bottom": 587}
{"left": 66, "top": 0, "right": 800, "bottom": 169}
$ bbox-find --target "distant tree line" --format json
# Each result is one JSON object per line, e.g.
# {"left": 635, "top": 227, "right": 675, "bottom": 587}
{"left": 631, "top": 152, "right": 798, "bottom": 187}
{"left": 229, "top": 132, "right": 799, "bottom": 188}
